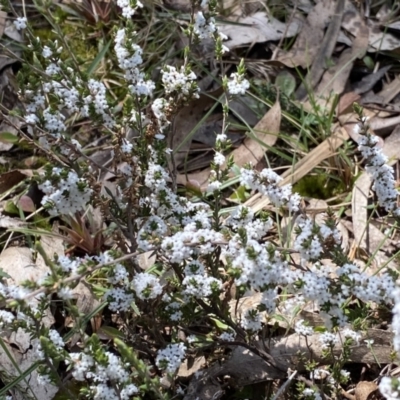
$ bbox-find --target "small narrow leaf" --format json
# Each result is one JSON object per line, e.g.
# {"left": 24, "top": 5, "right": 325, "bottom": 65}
{"left": 0, "top": 132, "right": 18, "bottom": 144}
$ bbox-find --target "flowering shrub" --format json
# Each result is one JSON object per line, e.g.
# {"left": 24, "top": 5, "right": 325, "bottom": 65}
{"left": 0, "top": 0, "right": 399, "bottom": 399}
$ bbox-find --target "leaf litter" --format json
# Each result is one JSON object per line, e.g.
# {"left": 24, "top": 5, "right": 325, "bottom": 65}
{"left": 3, "top": 0, "right": 400, "bottom": 398}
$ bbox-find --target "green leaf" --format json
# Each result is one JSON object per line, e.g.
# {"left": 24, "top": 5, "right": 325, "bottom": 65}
{"left": 98, "top": 326, "right": 125, "bottom": 340}
{"left": 230, "top": 185, "right": 249, "bottom": 202}
{"left": 130, "top": 301, "right": 141, "bottom": 316}
{"left": 363, "top": 55, "right": 375, "bottom": 70}
{"left": 4, "top": 200, "right": 19, "bottom": 215}
{"left": 209, "top": 316, "right": 229, "bottom": 330}
{"left": 0, "top": 132, "right": 18, "bottom": 144}
{"left": 86, "top": 40, "right": 111, "bottom": 76}
{"left": 275, "top": 71, "right": 296, "bottom": 97}
{"left": 0, "top": 267, "right": 11, "bottom": 279}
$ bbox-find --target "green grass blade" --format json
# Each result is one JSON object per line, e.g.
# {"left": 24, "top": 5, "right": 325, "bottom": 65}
{"left": 86, "top": 40, "right": 111, "bottom": 76}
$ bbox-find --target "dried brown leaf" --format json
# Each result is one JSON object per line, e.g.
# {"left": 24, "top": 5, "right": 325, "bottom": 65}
{"left": 229, "top": 98, "right": 281, "bottom": 167}
{"left": 170, "top": 88, "right": 223, "bottom": 169}
{"left": 276, "top": 0, "right": 335, "bottom": 68}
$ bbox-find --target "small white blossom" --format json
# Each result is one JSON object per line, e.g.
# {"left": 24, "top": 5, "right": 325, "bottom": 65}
{"left": 227, "top": 72, "right": 250, "bottom": 95}
{"left": 156, "top": 343, "right": 187, "bottom": 373}
{"left": 131, "top": 272, "right": 163, "bottom": 300}
{"left": 14, "top": 17, "right": 27, "bottom": 30}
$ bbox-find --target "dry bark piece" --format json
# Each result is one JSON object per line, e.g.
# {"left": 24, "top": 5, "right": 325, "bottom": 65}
{"left": 184, "top": 329, "right": 391, "bottom": 400}
{"left": 355, "top": 381, "right": 379, "bottom": 400}
{"left": 0, "top": 169, "right": 29, "bottom": 195}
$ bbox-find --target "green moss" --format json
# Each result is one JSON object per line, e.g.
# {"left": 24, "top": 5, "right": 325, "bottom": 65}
{"left": 32, "top": 17, "right": 98, "bottom": 69}
{"left": 293, "top": 173, "right": 346, "bottom": 200}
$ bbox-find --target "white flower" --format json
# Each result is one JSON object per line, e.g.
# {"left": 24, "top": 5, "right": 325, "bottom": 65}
{"left": 49, "top": 329, "right": 64, "bottom": 350}
{"left": 213, "top": 151, "right": 225, "bottom": 166}
{"left": 358, "top": 134, "right": 400, "bottom": 215}
{"left": 0, "top": 310, "right": 15, "bottom": 327}
{"left": 207, "top": 180, "right": 222, "bottom": 192}
{"left": 342, "top": 328, "right": 361, "bottom": 344}
{"left": 216, "top": 133, "right": 227, "bottom": 143}
{"left": 193, "top": 12, "right": 217, "bottom": 40}
{"left": 105, "top": 287, "right": 134, "bottom": 311}
{"left": 156, "top": 343, "right": 187, "bottom": 373}
{"left": 227, "top": 72, "right": 250, "bottom": 95}
{"left": 295, "top": 319, "right": 314, "bottom": 336}
{"left": 57, "top": 287, "right": 74, "bottom": 300}
{"left": 161, "top": 65, "right": 199, "bottom": 98}
{"left": 14, "top": 17, "right": 27, "bottom": 30}
{"left": 240, "top": 308, "right": 262, "bottom": 331}
{"left": 131, "top": 272, "right": 163, "bottom": 300}
{"left": 117, "top": 0, "right": 143, "bottom": 18}
{"left": 301, "top": 388, "right": 322, "bottom": 400}
{"left": 319, "top": 332, "right": 338, "bottom": 349}
{"left": 42, "top": 46, "right": 53, "bottom": 58}
{"left": 218, "top": 331, "right": 235, "bottom": 341}
{"left": 39, "top": 168, "right": 92, "bottom": 216}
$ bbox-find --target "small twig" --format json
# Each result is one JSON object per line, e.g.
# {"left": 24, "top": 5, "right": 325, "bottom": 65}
{"left": 271, "top": 370, "right": 297, "bottom": 400}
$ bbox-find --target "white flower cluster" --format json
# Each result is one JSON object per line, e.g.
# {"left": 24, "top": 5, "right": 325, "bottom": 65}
{"left": 67, "top": 351, "right": 139, "bottom": 399}
{"left": 319, "top": 332, "right": 338, "bottom": 349}
{"left": 310, "top": 368, "right": 331, "bottom": 380}
{"left": 161, "top": 65, "right": 199, "bottom": 99}
{"left": 358, "top": 133, "right": 400, "bottom": 216}
{"left": 336, "top": 263, "right": 395, "bottom": 304}
{"left": 156, "top": 343, "right": 187, "bottom": 373}
{"left": 151, "top": 98, "right": 171, "bottom": 134}
{"left": 114, "top": 28, "right": 155, "bottom": 96}
{"left": 240, "top": 308, "right": 262, "bottom": 331}
{"left": 227, "top": 72, "right": 250, "bottom": 95}
{"left": 131, "top": 272, "right": 163, "bottom": 300}
{"left": 0, "top": 310, "right": 15, "bottom": 328}
{"left": 24, "top": 57, "right": 115, "bottom": 140}
{"left": 14, "top": 17, "right": 27, "bottom": 30}
{"left": 84, "top": 79, "right": 115, "bottom": 128}
{"left": 193, "top": 11, "right": 227, "bottom": 46}
{"left": 294, "top": 216, "right": 341, "bottom": 261}
{"left": 342, "top": 328, "right": 361, "bottom": 344}
{"left": 218, "top": 331, "right": 235, "bottom": 342}
{"left": 49, "top": 329, "right": 65, "bottom": 350}
{"left": 301, "top": 388, "right": 322, "bottom": 400}
{"left": 380, "top": 376, "right": 400, "bottom": 400}
{"left": 240, "top": 167, "right": 301, "bottom": 212}
{"left": 137, "top": 216, "right": 168, "bottom": 251}
{"left": 39, "top": 168, "right": 92, "bottom": 216}
{"left": 295, "top": 319, "right": 314, "bottom": 336}
{"left": 182, "top": 272, "right": 222, "bottom": 298}
{"left": 117, "top": 0, "right": 143, "bottom": 18}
